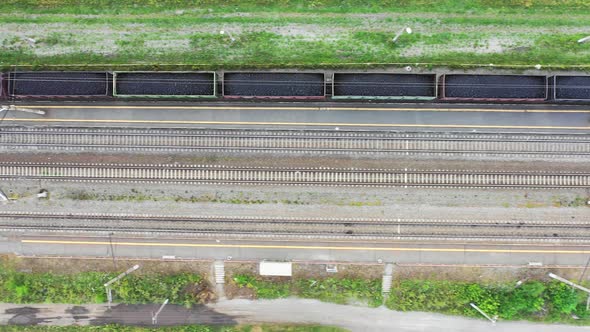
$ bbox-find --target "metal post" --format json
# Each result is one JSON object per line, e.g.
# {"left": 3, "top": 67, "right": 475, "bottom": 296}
{"left": 0, "top": 105, "right": 45, "bottom": 115}
{"left": 108, "top": 233, "right": 117, "bottom": 270}
{"left": 392, "top": 27, "right": 412, "bottom": 43}
{"left": 548, "top": 273, "right": 590, "bottom": 311}
{"left": 0, "top": 188, "right": 8, "bottom": 202}
{"left": 470, "top": 303, "right": 496, "bottom": 324}
{"left": 104, "top": 265, "right": 140, "bottom": 309}
{"left": 106, "top": 287, "right": 112, "bottom": 309}
{"left": 578, "top": 256, "right": 590, "bottom": 286}
{"left": 548, "top": 273, "right": 590, "bottom": 294}
{"left": 152, "top": 299, "right": 169, "bottom": 325}
{"left": 220, "top": 30, "right": 236, "bottom": 43}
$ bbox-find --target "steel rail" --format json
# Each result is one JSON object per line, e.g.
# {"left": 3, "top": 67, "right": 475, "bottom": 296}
{"left": 1, "top": 127, "right": 589, "bottom": 157}
{"left": 3, "top": 212, "right": 590, "bottom": 226}
{"left": 4, "top": 143, "right": 590, "bottom": 157}
{"left": 2, "top": 212, "right": 590, "bottom": 239}
{"left": 1, "top": 163, "right": 588, "bottom": 188}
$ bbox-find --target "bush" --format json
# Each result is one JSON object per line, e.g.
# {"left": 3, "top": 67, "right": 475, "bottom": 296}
{"left": 233, "top": 274, "right": 291, "bottom": 299}
{"left": 295, "top": 278, "right": 383, "bottom": 307}
{"left": 545, "top": 281, "right": 579, "bottom": 315}
{"left": 498, "top": 281, "right": 545, "bottom": 319}
{"left": 386, "top": 280, "right": 499, "bottom": 316}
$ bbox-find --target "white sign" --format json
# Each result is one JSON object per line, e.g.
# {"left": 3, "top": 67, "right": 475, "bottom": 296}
{"left": 259, "top": 261, "right": 292, "bottom": 276}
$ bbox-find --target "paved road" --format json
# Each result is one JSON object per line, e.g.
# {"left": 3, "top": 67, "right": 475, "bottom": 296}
{"left": 3, "top": 234, "right": 590, "bottom": 266}
{"left": 1, "top": 300, "right": 589, "bottom": 332}
{"left": 3, "top": 102, "right": 590, "bottom": 132}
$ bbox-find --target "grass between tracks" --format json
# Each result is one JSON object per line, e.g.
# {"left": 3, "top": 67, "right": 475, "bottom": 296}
{"left": 232, "top": 274, "right": 590, "bottom": 325}
{"left": 1, "top": 0, "right": 589, "bottom": 70}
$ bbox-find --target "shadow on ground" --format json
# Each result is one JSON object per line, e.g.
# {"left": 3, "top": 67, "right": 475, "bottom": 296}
{"left": 90, "top": 304, "right": 239, "bottom": 326}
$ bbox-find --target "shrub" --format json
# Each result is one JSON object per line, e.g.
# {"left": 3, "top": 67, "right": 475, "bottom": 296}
{"left": 545, "top": 281, "right": 579, "bottom": 315}
{"left": 232, "top": 274, "right": 382, "bottom": 305}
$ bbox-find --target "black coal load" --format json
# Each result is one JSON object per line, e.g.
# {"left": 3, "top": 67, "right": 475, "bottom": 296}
{"left": 554, "top": 76, "right": 590, "bottom": 100}
{"left": 333, "top": 73, "right": 436, "bottom": 97}
{"left": 115, "top": 72, "right": 215, "bottom": 96}
{"left": 7, "top": 72, "right": 108, "bottom": 96}
{"left": 444, "top": 74, "right": 547, "bottom": 99}
{"left": 224, "top": 72, "right": 324, "bottom": 97}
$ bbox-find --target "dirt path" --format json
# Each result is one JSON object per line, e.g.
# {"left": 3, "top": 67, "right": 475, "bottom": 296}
{"left": 210, "top": 299, "right": 590, "bottom": 332}
{"left": 2, "top": 300, "right": 588, "bottom": 331}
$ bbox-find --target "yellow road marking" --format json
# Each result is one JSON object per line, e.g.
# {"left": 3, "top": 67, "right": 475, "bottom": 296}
{"left": 4, "top": 118, "right": 590, "bottom": 130}
{"left": 15, "top": 105, "right": 590, "bottom": 113}
{"left": 21, "top": 239, "right": 590, "bottom": 254}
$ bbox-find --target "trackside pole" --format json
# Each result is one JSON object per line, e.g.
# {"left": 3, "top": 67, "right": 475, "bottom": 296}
{"left": 470, "top": 303, "right": 496, "bottom": 324}
{"left": 152, "top": 299, "right": 169, "bottom": 325}
{"left": 104, "top": 264, "right": 141, "bottom": 309}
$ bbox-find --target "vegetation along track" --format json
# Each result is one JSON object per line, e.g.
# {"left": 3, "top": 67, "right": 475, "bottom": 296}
{"left": 1, "top": 126, "right": 590, "bottom": 158}
{"left": 1, "top": 162, "right": 589, "bottom": 188}
{"left": 2, "top": 212, "right": 590, "bottom": 241}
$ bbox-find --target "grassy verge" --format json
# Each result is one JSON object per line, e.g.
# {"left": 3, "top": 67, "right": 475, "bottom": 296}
{"left": 2, "top": 0, "right": 590, "bottom": 14}
{"left": 232, "top": 275, "right": 383, "bottom": 307}
{"left": 0, "top": 325, "right": 348, "bottom": 332}
{"left": 397, "top": 280, "right": 590, "bottom": 324}
{"left": 1, "top": 1, "right": 589, "bottom": 70}
{"left": 0, "top": 265, "right": 210, "bottom": 305}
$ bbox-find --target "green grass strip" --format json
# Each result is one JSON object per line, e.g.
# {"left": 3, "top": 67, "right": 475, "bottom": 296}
{"left": 0, "top": 267, "right": 205, "bottom": 306}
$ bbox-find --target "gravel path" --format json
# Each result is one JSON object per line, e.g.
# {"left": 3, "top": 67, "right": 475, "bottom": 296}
{"left": 211, "top": 299, "right": 590, "bottom": 332}
{"left": 2, "top": 300, "right": 589, "bottom": 331}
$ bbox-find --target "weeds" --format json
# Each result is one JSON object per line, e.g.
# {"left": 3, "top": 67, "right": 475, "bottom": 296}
{"left": 232, "top": 274, "right": 382, "bottom": 306}
{"left": 0, "top": 266, "right": 208, "bottom": 305}
{"left": 387, "top": 279, "right": 590, "bottom": 323}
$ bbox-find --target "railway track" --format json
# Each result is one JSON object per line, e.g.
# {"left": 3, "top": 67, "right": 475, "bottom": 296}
{"left": 1, "top": 126, "right": 589, "bottom": 158}
{"left": 1, "top": 162, "right": 589, "bottom": 188}
{"left": 1, "top": 212, "right": 589, "bottom": 241}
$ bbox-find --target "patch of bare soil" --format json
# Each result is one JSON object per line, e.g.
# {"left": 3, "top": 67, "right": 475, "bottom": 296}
{"left": 224, "top": 262, "right": 257, "bottom": 299}
{"left": 395, "top": 265, "right": 522, "bottom": 283}
{"left": 293, "top": 262, "right": 384, "bottom": 279}
{"left": 4, "top": 254, "right": 211, "bottom": 277}
{"left": 395, "top": 265, "right": 590, "bottom": 283}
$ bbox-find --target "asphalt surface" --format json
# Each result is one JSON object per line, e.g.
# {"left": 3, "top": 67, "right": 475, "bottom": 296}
{"left": 2, "top": 300, "right": 589, "bottom": 332}
{"left": 2, "top": 102, "right": 590, "bottom": 132}
{"left": 3, "top": 234, "right": 590, "bottom": 266}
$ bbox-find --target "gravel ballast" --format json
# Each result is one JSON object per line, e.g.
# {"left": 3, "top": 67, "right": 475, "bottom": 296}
{"left": 2, "top": 181, "right": 588, "bottom": 223}
{"left": 7, "top": 72, "right": 109, "bottom": 96}
{"left": 333, "top": 73, "right": 436, "bottom": 98}
{"left": 443, "top": 74, "right": 547, "bottom": 100}
{"left": 114, "top": 72, "right": 215, "bottom": 97}
{"left": 223, "top": 72, "right": 325, "bottom": 98}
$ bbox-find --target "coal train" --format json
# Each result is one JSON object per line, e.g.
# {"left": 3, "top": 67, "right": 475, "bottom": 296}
{"left": 1, "top": 71, "right": 589, "bottom": 102}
